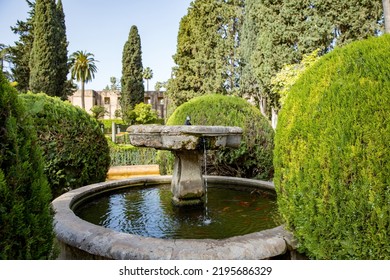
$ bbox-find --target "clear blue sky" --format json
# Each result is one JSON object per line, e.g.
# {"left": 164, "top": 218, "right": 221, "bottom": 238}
{"left": 0, "top": 0, "right": 192, "bottom": 91}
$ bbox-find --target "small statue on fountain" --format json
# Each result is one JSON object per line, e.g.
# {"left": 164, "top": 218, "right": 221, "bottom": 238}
{"left": 184, "top": 116, "right": 191, "bottom": 125}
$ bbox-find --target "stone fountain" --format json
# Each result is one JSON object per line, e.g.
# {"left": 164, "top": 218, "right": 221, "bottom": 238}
{"left": 52, "top": 124, "right": 297, "bottom": 260}
{"left": 127, "top": 125, "right": 242, "bottom": 206}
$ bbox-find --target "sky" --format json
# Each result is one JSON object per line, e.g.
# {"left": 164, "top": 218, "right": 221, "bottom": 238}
{"left": 0, "top": 0, "right": 193, "bottom": 91}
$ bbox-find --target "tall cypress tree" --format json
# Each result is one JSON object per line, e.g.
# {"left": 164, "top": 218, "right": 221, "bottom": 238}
{"left": 9, "top": 0, "right": 35, "bottom": 93}
{"left": 121, "top": 25, "right": 144, "bottom": 115}
{"left": 216, "top": 0, "right": 244, "bottom": 95}
{"left": 167, "top": 0, "right": 223, "bottom": 107}
{"left": 11, "top": 0, "right": 70, "bottom": 96}
{"left": 29, "top": 0, "right": 59, "bottom": 96}
{"left": 55, "top": 0, "right": 71, "bottom": 99}
{"left": 239, "top": 0, "right": 267, "bottom": 116}
{"left": 166, "top": 14, "right": 198, "bottom": 106}
{"left": 167, "top": 0, "right": 243, "bottom": 107}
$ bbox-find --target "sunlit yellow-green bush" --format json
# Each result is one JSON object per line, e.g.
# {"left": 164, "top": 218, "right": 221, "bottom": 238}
{"left": 274, "top": 35, "right": 390, "bottom": 259}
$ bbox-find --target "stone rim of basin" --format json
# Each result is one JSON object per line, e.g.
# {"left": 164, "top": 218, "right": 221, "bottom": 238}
{"left": 127, "top": 125, "right": 243, "bottom": 151}
{"left": 127, "top": 125, "right": 243, "bottom": 136}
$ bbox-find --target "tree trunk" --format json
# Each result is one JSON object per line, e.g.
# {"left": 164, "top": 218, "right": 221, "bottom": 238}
{"left": 271, "top": 107, "right": 278, "bottom": 130}
{"left": 384, "top": 0, "right": 390, "bottom": 33}
{"left": 259, "top": 95, "right": 267, "bottom": 118}
{"left": 81, "top": 80, "right": 85, "bottom": 109}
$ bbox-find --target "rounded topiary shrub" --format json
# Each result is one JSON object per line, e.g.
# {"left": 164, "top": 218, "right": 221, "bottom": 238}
{"left": 274, "top": 35, "right": 390, "bottom": 259}
{"left": 164, "top": 94, "right": 274, "bottom": 180}
{"left": 0, "top": 74, "right": 54, "bottom": 259}
{"left": 21, "top": 93, "right": 110, "bottom": 198}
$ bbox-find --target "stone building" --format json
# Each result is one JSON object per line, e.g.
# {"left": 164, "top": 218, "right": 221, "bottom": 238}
{"left": 143, "top": 91, "right": 167, "bottom": 119}
{"left": 68, "top": 90, "right": 167, "bottom": 120}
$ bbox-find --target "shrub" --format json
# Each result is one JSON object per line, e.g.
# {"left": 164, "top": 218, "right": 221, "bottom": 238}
{"left": 0, "top": 74, "right": 53, "bottom": 259}
{"left": 20, "top": 93, "right": 110, "bottom": 198}
{"left": 90, "top": 105, "right": 107, "bottom": 119}
{"left": 274, "top": 35, "right": 390, "bottom": 259}
{"left": 165, "top": 94, "right": 274, "bottom": 179}
{"left": 122, "top": 102, "right": 161, "bottom": 125}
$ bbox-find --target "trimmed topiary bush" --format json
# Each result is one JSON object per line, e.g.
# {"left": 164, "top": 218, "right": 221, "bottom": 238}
{"left": 0, "top": 74, "right": 54, "bottom": 259}
{"left": 164, "top": 94, "right": 274, "bottom": 180}
{"left": 20, "top": 93, "right": 110, "bottom": 198}
{"left": 274, "top": 35, "right": 390, "bottom": 259}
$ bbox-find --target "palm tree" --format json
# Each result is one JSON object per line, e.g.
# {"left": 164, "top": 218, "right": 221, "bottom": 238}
{"left": 143, "top": 67, "right": 153, "bottom": 91}
{"left": 69, "top": 50, "right": 98, "bottom": 109}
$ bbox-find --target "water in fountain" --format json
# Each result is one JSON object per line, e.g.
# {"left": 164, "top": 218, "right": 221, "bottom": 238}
{"left": 75, "top": 183, "right": 278, "bottom": 239}
{"left": 75, "top": 124, "right": 277, "bottom": 239}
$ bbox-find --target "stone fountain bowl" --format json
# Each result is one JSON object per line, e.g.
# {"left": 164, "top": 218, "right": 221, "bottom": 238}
{"left": 127, "top": 125, "right": 244, "bottom": 206}
{"left": 52, "top": 176, "right": 296, "bottom": 260}
{"left": 127, "top": 125, "right": 243, "bottom": 150}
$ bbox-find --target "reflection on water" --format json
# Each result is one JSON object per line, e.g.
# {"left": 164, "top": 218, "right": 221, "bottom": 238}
{"left": 75, "top": 184, "right": 278, "bottom": 239}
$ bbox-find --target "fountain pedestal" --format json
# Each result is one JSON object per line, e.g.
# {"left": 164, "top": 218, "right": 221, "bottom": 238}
{"left": 127, "top": 125, "right": 243, "bottom": 206}
{"left": 171, "top": 150, "right": 204, "bottom": 206}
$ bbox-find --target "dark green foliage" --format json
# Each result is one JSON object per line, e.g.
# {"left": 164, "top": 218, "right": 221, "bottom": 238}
{"left": 54, "top": 0, "right": 72, "bottom": 99}
{"left": 0, "top": 44, "right": 11, "bottom": 80}
{"left": 274, "top": 35, "right": 390, "bottom": 259}
{"left": 9, "top": 0, "right": 35, "bottom": 92}
{"left": 0, "top": 73, "right": 53, "bottom": 259}
{"left": 10, "top": 0, "right": 71, "bottom": 97}
{"left": 29, "top": 0, "right": 58, "bottom": 96}
{"left": 240, "top": 0, "right": 383, "bottom": 116}
{"left": 166, "top": 94, "right": 274, "bottom": 179}
{"left": 238, "top": 0, "right": 260, "bottom": 101}
{"left": 20, "top": 93, "right": 110, "bottom": 198}
{"left": 29, "top": 0, "right": 69, "bottom": 98}
{"left": 167, "top": 0, "right": 243, "bottom": 107}
{"left": 121, "top": 25, "right": 144, "bottom": 113}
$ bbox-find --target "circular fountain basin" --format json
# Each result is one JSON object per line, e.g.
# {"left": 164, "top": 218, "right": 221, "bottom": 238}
{"left": 75, "top": 183, "right": 278, "bottom": 239}
{"left": 52, "top": 175, "right": 295, "bottom": 260}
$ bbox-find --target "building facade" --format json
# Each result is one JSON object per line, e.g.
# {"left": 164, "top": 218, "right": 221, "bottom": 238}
{"left": 68, "top": 90, "right": 167, "bottom": 120}
{"left": 143, "top": 91, "right": 167, "bottom": 119}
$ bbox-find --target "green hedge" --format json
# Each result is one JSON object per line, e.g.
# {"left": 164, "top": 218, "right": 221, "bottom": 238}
{"left": 0, "top": 74, "right": 54, "bottom": 259}
{"left": 274, "top": 35, "right": 390, "bottom": 259}
{"left": 21, "top": 93, "right": 111, "bottom": 198}
{"left": 165, "top": 94, "right": 274, "bottom": 179}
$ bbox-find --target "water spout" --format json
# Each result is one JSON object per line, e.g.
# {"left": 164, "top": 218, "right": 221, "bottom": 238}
{"left": 202, "top": 137, "right": 212, "bottom": 225}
